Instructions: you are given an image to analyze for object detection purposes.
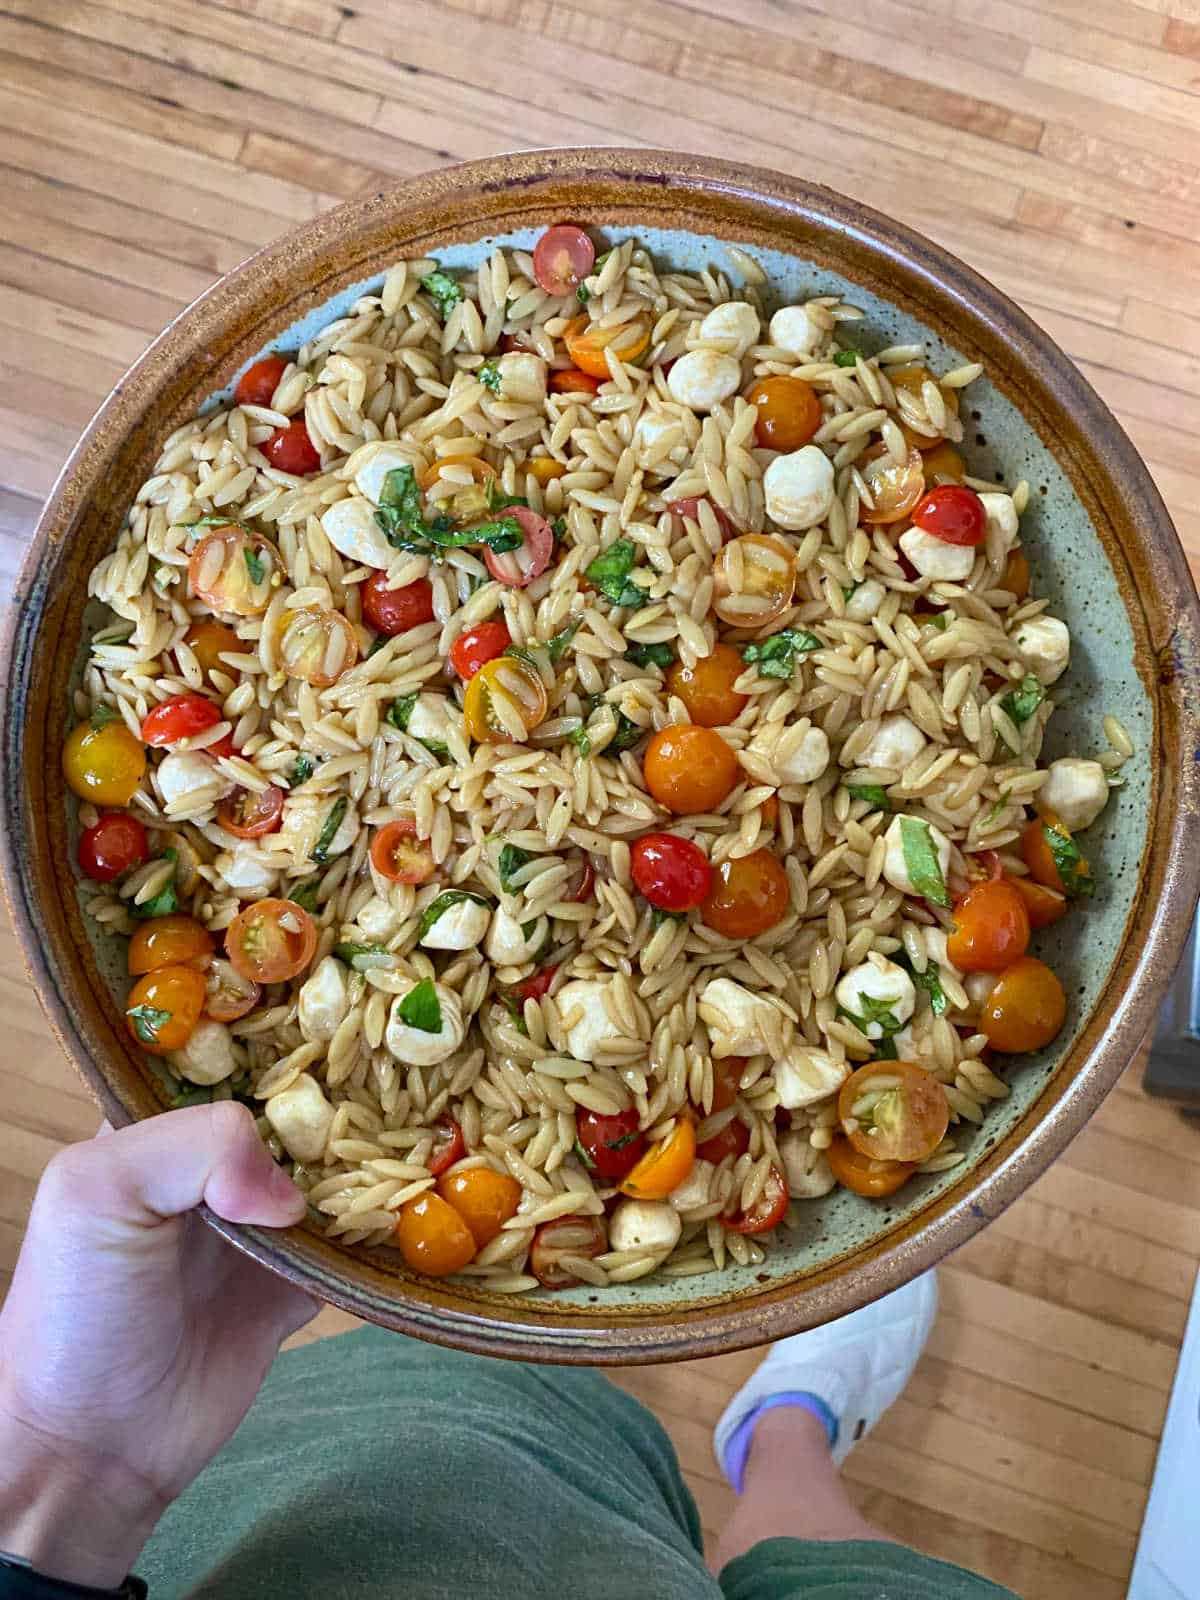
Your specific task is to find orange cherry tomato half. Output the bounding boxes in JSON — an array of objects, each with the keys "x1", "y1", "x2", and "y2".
[
  {"x1": 701, "y1": 848, "x2": 790, "y2": 939},
  {"x1": 203, "y1": 957, "x2": 262, "y2": 1023},
  {"x1": 393, "y1": 1192, "x2": 476, "y2": 1277},
  {"x1": 859, "y1": 443, "x2": 926, "y2": 525},
  {"x1": 275, "y1": 606, "x2": 359, "y2": 688},
  {"x1": 712, "y1": 534, "x2": 796, "y2": 628},
  {"x1": 63, "y1": 717, "x2": 146, "y2": 807},
  {"x1": 217, "y1": 784, "x2": 284, "y2": 841},
  {"x1": 826, "y1": 1136, "x2": 916, "y2": 1199},
  {"x1": 462, "y1": 655, "x2": 549, "y2": 744},
  {"x1": 709, "y1": 1056, "x2": 746, "y2": 1114},
  {"x1": 1021, "y1": 812, "x2": 1092, "y2": 899},
  {"x1": 759, "y1": 794, "x2": 780, "y2": 828},
  {"x1": 262, "y1": 417, "x2": 321, "y2": 475},
  {"x1": 225, "y1": 898, "x2": 317, "y2": 985},
  {"x1": 1011, "y1": 875, "x2": 1068, "y2": 930},
  {"x1": 533, "y1": 224, "x2": 595, "y2": 297},
  {"x1": 449, "y1": 620, "x2": 511, "y2": 680},
  {"x1": 724, "y1": 1161, "x2": 788, "y2": 1234},
  {"x1": 370, "y1": 818, "x2": 436, "y2": 885},
  {"x1": 745, "y1": 375, "x2": 822, "y2": 452},
  {"x1": 697, "y1": 1114, "x2": 750, "y2": 1165},
  {"x1": 980, "y1": 956, "x2": 1067, "y2": 1054},
  {"x1": 564, "y1": 314, "x2": 651, "y2": 379},
  {"x1": 838, "y1": 1060, "x2": 950, "y2": 1164},
  {"x1": 481, "y1": 505, "x2": 555, "y2": 588},
  {"x1": 234, "y1": 354, "x2": 289, "y2": 409},
  {"x1": 549, "y1": 368, "x2": 600, "y2": 396},
  {"x1": 427, "y1": 1115, "x2": 467, "y2": 1178},
  {"x1": 643, "y1": 725, "x2": 739, "y2": 815},
  {"x1": 78, "y1": 812, "x2": 148, "y2": 882},
  {"x1": 1002, "y1": 547, "x2": 1031, "y2": 600},
  {"x1": 417, "y1": 453, "x2": 495, "y2": 497},
  {"x1": 128, "y1": 913, "x2": 214, "y2": 976},
  {"x1": 530, "y1": 1215, "x2": 608, "y2": 1289},
  {"x1": 437, "y1": 1167, "x2": 523, "y2": 1249},
  {"x1": 188, "y1": 527, "x2": 281, "y2": 618},
  {"x1": 526, "y1": 456, "x2": 567, "y2": 484},
  {"x1": 921, "y1": 442, "x2": 967, "y2": 485},
  {"x1": 946, "y1": 878, "x2": 1030, "y2": 973},
  {"x1": 889, "y1": 363, "x2": 960, "y2": 451},
  {"x1": 183, "y1": 619, "x2": 241, "y2": 679},
  {"x1": 125, "y1": 964, "x2": 207, "y2": 1055},
  {"x1": 619, "y1": 1113, "x2": 696, "y2": 1199},
  {"x1": 666, "y1": 642, "x2": 748, "y2": 727}
]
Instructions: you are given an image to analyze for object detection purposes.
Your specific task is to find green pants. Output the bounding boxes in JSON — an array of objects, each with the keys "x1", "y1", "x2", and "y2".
[{"x1": 139, "y1": 1327, "x2": 1013, "y2": 1598}]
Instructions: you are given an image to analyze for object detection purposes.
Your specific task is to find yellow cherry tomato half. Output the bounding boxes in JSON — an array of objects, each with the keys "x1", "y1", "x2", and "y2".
[
  {"x1": 888, "y1": 363, "x2": 961, "y2": 451},
  {"x1": 643, "y1": 725, "x2": 740, "y2": 815},
  {"x1": 564, "y1": 314, "x2": 651, "y2": 380},
  {"x1": 127, "y1": 913, "x2": 214, "y2": 976},
  {"x1": 462, "y1": 655, "x2": 549, "y2": 744},
  {"x1": 63, "y1": 715, "x2": 146, "y2": 807},
  {"x1": 712, "y1": 534, "x2": 796, "y2": 628},
  {"x1": 858, "y1": 443, "x2": 926, "y2": 525},
  {"x1": 666, "y1": 642, "x2": 748, "y2": 727},
  {"x1": 188, "y1": 526, "x2": 281, "y2": 618},
  {"x1": 393, "y1": 1192, "x2": 476, "y2": 1277},
  {"x1": 526, "y1": 456, "x2": 567, "y2": 486},
  {"x1": 920, "y1": 442, "x2": 967, "y2": 485},
  {"x1": 619, "y1": 1113, "x2": 696, "y2": 1199},
  {"x1": 183, "y1": 619, "x2": 241, "y2": 679},
  {"x1": 275, "y1": 606, "x2": 359, "y2": 688},
  {"x1": 125, "y1": 964, "x2": 207, "y2": 1055},
  {"x1": 745, "y1": 375, "x2": 822, "y2": 452},
  {"x1": 979, "y1": 956, "x2": 1067, "y2": 1054},
  {"x1": 437, "y1": 1168, "x2": 523, "y2": 1249}
]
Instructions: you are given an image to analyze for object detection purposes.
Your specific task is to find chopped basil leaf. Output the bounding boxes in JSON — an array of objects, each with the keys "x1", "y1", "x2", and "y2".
[
  {"x1": 485, "y1": 481, "x2": 529, "y2": 514},
  {"x1": 874, "y1": 1035, "x2": 899, "y2": 1060},
  {"x1": 837, "y1": 993, "x2": 902, "y2": 1042},
  {"x1": 127, "y1": 1003, "x2": 171, "y2": 1045},
  {"x1": 924, "y1": 611, "x2": 950, "y2": 632},
  {"x1": 842, "y1": 582, "x2": 860, "y2": 603},
  {"x1": 88, "y1": 703, "x2": 120, "y2": 732},
  {"x1": 834, "y1": 349, "x2": 861, "y2": 367},
  {"x1": 420, "y1": 270, "x2": 463, "y2": 320},
  {"x1": 169, "y1": 1084, "x2": 216, "y2": 1109},
  {"x1": 311, "y1": 796, "x2": 348, "y2": 864},
  {"x1": 374, "y1": 466, "x2": 520, "y2": 558},
  {"x1": 1044, "y1": 821, "x2": 1096, "y2": 899},
  {"x1": 503, "y1": 643, "x2": 541, "y2": 673},
  {"x1": 584, "y1": 538, "x2": 647, "y2": 608},
  {"x1": 478, "y1": 360, "x2": 502, "y2": 394},
  {"x1": 899, "y1": 816, "x2": 951, "y2": 907},
  {"x1": 367, "y1": 634, "x2": 390, "y2": 658},
  {"x1": 132, "y1": 850, "x2": 179, "y2": 919},
  {"x1": 289, "y1": 878, "x2": 321, "y2": 913},
  {"x1": 742, "y1": 630, "x2": 822, "y2": 681},
  {"x1": 420, "y1": 740, "x2": 449, "y2": 760},
  {"x1": 290, "y1": 754, "x2": 314, "y2": 788},
  {"x1": 418, "y1": 889, "x2": 492, "y2": 941},
  {"x1": 609, "y1": 710, "x2": 645, "y2": 753},
  {"x1": 244, "y1": 546, "x2": 266, "y2": 585},
  {"x1": 576, "y1": 283, "x2": 590, "y2": 306},
  {"x1": 498, "y1": 843, "x2": 533, "y2": 893},
  {"x1": 333, "y1": 941, "x2": 393, "y2": 971},
  {"x1": 999, "y1": 675, "x2": 1046, "y2": 730},
  {"x1": 651, "y1": 907, "x2": 686, "y2": 930},
  {"x1": 983, "y1": 788, "x2": 1011, "y2": 826},
  {"x1": 624, "y1": 641, "x2": 674, "y2": 670},
  {"x1": 386, "y1": 693, "x2": 417, "y2": 731},
  {"x1": 551, "y1": 516, "x2": 567, "y2": 544},
  {"x1": 546, "y1": 621, "x2": 581, "y2": 664},
  {"x1": 396, "y1": 978, "x2": 442, "y2": 1033},
  {"x1": 567, "y1": 725, "x2": 592, "y2": 757},
  {"x1": 895, "y1": 950, "x2": 949, "y2": 1017},
  {"x1": 574, "y1": 1136, "x2": 596, "y2": 1168},
  {"x1": 848, "y1": 784, "x2": 892, "y2": 812}
]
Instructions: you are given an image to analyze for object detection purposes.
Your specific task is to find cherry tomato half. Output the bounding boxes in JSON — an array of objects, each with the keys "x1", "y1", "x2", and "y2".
[
  {"x1": 549, "y1": 368, "x2": 600, "y2": 396},
  {"x1": 712, "y1": 534, "x2": 796, "y2": 628},
  {"x1": 141, "y1": 694, "x2": 221, "y2": 747},
  {"x1": 576, "y1": 1107, "x2": 646, "y2": 1182},
  {"x1": 946, "y1": 878, "x2": 1030, "y2": 973},
  {"x1": 698, "y1": 1115, "x2": 750, "y2": 1165},
  {"x1": 188, "y1": 527, "x2": 281, "y2": 618},
  {"x1": 203, "y1": 957, "x2": 262, "y2": 1023},
  {"x1": 482, "y1": 505, "x2": 555, "y2": 587},
  {"x1": 394, "y1": 1192, "x2": 475, "y2": 1277},
  {"x1": 78, "y1": 812, "x2": 148, "y2": 882},
  {"x1": 63, "y1": 717, "x2": 146, "y2": 807},
  {"x1": 183, "y1": 619, "x2": 240, "y2": 679},
  {"x1": 631, "y1": 832, "x2": 712, "y2": 912},
  {"x1": 564, "y1": 314, "x2": 651, "y2": 379},
  {"x1": 234, "y1": 354, "x2": 289, "y2": 409},
  {"x1": 262, "y1": 417, "x2": 321, "y2": 475},
  {"x1": 217, "y1": 784, "x2": 284, "y2": 840},
  {"x1": 276, "y1": 606, "x2": 359, "y2": 688},
  {"x1": 362, "y1": 572, "x2": 435, "y2": 637},
  {"x1": 225, "y1": 898, "x2": 317, "y2": 985},
  {"x1": 1002, "y1": 547, "x2": 1031, "y2": 600},
  {"x1": 370, "y1": 818, "x2": 436, "y2": 884},
  {"x1": 619, "y1": 1113, "x2": 696, "y2": 1199},
  {"x1": 666, "y1": 497, "x2": 740, "y2": 544},
  {"x1": 449, "y1": 620, "x2": 512, "y2": 680},
  {"x1": 462, "y1": 655, "x2": 548, "y2": 744},
  {"x1": 428, "y1": 1116, "x2": 467, "y2": 1178},
  {"x1": 1021, "y1": 812, "x2": 1092, "y2": 899},
  {"x1": 826, "y1": 1136, "x2": 916, "y2": 1199},
  {"x1": 912, "y1": 484, "x2": 987, "y2": 547},
  {"x1": 512, "y1": 965, "x2": 558, "y2": 1006},
  {"x1": 125, "y1": 964, "x2": 206, "y2": 1055},
  {"x1": 1011, "y1": 875, "x2": 1068, "y2": 930},
  {"x1": 128, "y1": 913, "x2": 213, "y2": 976},
  {"x1": 709, "y1": 1056, "x2": 746, "y2": 1114},
  {"x1": 530, "y1": 1215, "x2": 608, "y2": 1289},
  {"x1": 859, "y1": 444, "x2": 926, "y2": 525},
  {"x1": 643, "y1": 725, "x2": 739, "y2": 815},
  {"x1": 745, "y1": 376, "x2": 822, "y2": 452},
  {"x1": 666, "y1": 642, "x2": 748, "y2": 727},
  {"x1": 533, "y1": 224, "x2": 596, "y2": 297},
  {"x1": 980, "y1": 956, "x2": 1066, "y2": 1054},
  {"x1": 724, "y1": 1161, "x2": 788, "y2": 1234},
  {"x1": 838, "y1": 1060, "x2": 950, "y2": 1164},
  {"x1": 437, "y1": 1167, "x2": 522, "y2": 1248},
  {"x1": 701, "y1": 848, "x2": 790, "y2": 939},
  {"x1": 921, "y1": 442, "x2": 967, "y2": 485},
  {"x1": 889, "y1": 363, "x2": 960, "y2": 451},
  {"x1": 526, "y1": 456, "x2": 567, "y2": 484}
]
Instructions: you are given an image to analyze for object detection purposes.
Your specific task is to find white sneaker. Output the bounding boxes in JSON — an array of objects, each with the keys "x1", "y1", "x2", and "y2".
[{"x1": 714, "y1": 1270, "x2": 938, "y2": 1486}]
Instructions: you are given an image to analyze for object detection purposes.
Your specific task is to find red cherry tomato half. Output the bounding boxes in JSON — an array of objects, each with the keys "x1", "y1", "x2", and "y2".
[
  {"x1": 428, "y1": 1116, "x2": 467, "y2": 1178},
  {"x1": 514, "y1": 965, "x2": 558, "y2": 1005},
  {"x1": 530, "y1": 1214, "x2": 608, "y2": 1289},
  {"x1": 77, "y1": 812, "x2": 149, "y2": 882},
  {"x1": 532, "y1": 224, "x2": 596, "y2": 297},
  {"x1": 723, "y1": 1162, "x2": 788, "y2": 1234},
  {"x1": 208, "y1": 731, "x2": 237, "y2": 759},
  {"x1": 482, "y1": 505, "x2": 555, "y2": 587},
  {"x1": 234, "y1": 354, "x2": 288, "y2": 409},
  {"x1": 262, "y1": 417, "x2": 321, "y2": 475},
  {"x1": 911, "y1": 484, "x2": 987, "y2": 547},
  {"x1": 203, "y1": 958, "x2": 262, "y2": 1023},
  {"x1": 550, "y1": 368, "x2": 601, "y2": 396},
  {"x1": 697, "y1": 1115, "x2": 750, "y2": 1165},
  {"x1": 630, "y1": 832, "x2": 712, "y2": 912},
  {"x1": 217, "y1": 784, "x2": 285, "y2": 840},
  {"x1": 576, "y1": 1107, "x2": 646, "y2": 1181},
  {"x1": 449, "y1": 620, "x2": 512, "y2": 680},
  {"x1": 370, "y1": 818, "x2": 436, "y2": 884},
  {"x1": 362, "y1": 572, "x2": 435, "y2": 637},
  {"x1": 141, "y1": 694, "x2": 221, "y2": 747},
  {"x1": 666, "y1": 497, "x2": 739, "y2": 543}
]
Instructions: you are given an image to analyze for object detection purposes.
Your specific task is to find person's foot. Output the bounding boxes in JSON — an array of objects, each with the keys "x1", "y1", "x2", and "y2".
[{"x1": 714, "y1": 1271, "x2": 938, "y2": 1487}]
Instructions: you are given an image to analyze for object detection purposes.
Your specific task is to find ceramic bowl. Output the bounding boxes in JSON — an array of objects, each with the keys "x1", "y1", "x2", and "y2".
[{"x1": 4, "y1": 150, "x2": 1199, "y2": 1364}]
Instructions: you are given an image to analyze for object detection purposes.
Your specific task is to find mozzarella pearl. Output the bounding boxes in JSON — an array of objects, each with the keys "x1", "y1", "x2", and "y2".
[
  {"x1": 498, "y1": 351, "x2": 548, "y2": 404},
  {"x1": 882, "y1": 815, "x2": 952, "y2": 897},
  {"x1": 768, "y1": 305, "x2": 820, "y2": 356},
  {"x1": 264, "y1": 1073, "x2": 334, "y2": 1166},
  {"x1": 608, "y1": 1198, "x2": 683, "y2": 1254},
  {"x1": 898, "y1": 526, "x2": 976, "y2": 582},
  {"x1": 776, "y1": 1047, "x2": 850, "y2": 1110},
  {"x1": 777, "y1": 724, "x2": 831, "y2": 786},
  {"x1": 844, "y1": 578, "x2": 886, "y2": 623},
  {"x1": 297, "y1": 956, "x2": 350, "y2": 1043},
  {"x1": 170, "y1": 1020, "x2": 238, "y2": 1086},
  {"x1": 860, "y1": 714, "x2": 926, "y2": 774},
  {"x1": 280, "y1": 793, "x2": 359, "y2": 862},
  {"x1": 1038, "y1": 758, "x2": 1109, "y2": 832},
  {"x1": 667, "y1": 349, "x2": 742, "y2": 413},
  {"x1": 978, "y1": 491, "x2": 1019, "y2": 545},
  {"x1": 420, "y1": 895, "x2": 491, "y2": 952},
  {"x1": 834, "y1": 957, "x2": 916, "y2": 1039},
  {"x1": 1014, "y1": 616, "x2": 1070, "y2": 686},
  {"x1": 764, "y1": 446, "x2": 835, "y2": 530},
  {"x1": 155, "y1": 751, "x2": 233, "y2": 810},
  {"x1": 217, "y1": 846, "x2": 279, "y2": 900},
  {"x1": 355, "y1": 896, "x2": 403, "y2": 943},
  {"x1": 699, "y1": 978, "x2": 788, "y2": 1058},
  {"x1": 698, "y1": 301, "x2": 761, "y2": 359},
  {"x1": 385, "y1": 982, "x2": 465, "y2": 1066},
  {"x1": 556, "y1": 979, "x2": 622, "y2": 1063},
  {"x1": 485, "y1": 907, "x2": 549, "y2": 967},
  {"x1": 778, "y1": 1132, "x2": 837, "y2": 1199},
  {"x1": 321, "y1": 497, "x2": 392, "y2": 569},
  {"x1": 350, "y1": 442, "x2": 420, "y2": 506},
  {"x1": 668, "y1": 1159, "x2": 716, "y2": 1212}
]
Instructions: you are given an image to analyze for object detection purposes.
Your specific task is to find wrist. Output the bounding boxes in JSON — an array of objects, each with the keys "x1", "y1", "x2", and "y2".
[{"x1": 0, "y1": 1400, "x2": 163, "y2": 1590}]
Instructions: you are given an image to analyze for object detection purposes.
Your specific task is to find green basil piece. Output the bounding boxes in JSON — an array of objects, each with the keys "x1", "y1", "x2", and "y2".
[
  {"x1": 834, "y1": 349, "x2": 861, "y2": 367},
  {"x1": 998, "y1": 675, "x2": 1046, "y2": 730},
  {"x1": 1044, "y1": 822, "x2": 1096, "y2": 899},
  {"x1": 333, "y1": 942, "x2": 393, "y2": 971},
  {"x1": 624, "y1": 641, "x2": 674, "y2": 670},
  {"x1": 244, "y1": 546, "x2": 266, "y2": 585},
  {"x1": 485, "y1": 481, "x2": 529, "y2": 514},
  {"x1": 478, "y1": 360, "x2": 502, "y2": 394},
  {"x1": 551, "y1": 516, "x2": 567, "y2": 544},
  {"x1": 567, "y1": 725, "x2": 592, "y2": 757},
  {"x1": 396, "y1": 978, "x2": 442, "y2": 1033},
  {"x1": 546, "y1": 621, "x2": 581, "y2": 664},
  {"x1": 289, "y1": 878, "x2": 321, "y2": 913},
  {"x1": 983, "y1": 788, "x2": 1011, "y2": 826},
  {"x1": 418, "y1": 890, "x2": 491, "y2": 941},
  {"x1": 609, "y1": 710, "x2": 645, "y2": 753},
  {"x1": 651, "y1": 907, "x2": 686, "y2": 930},
  {"x1": 899, "y1": 816, "x2": 951, "y2": 907},
  {"x1": 374, "y1": 466, "x2": 520, "y2": 557},
  {"x1": 573, "y1": 1136, "x2": 596, "y2": 1168},
  {"x1": 132, "y1": 849, "x2": 179, "y2": 919},
  {"x1": 127, "y1": 1004, "x2": 171, "y2": 1045},
  {"x1": 290, "y1": 754, "x2": 314, "y2": 788},
  {"x1": 837, "y1": 993, "x2": 901, "y2": 1041},
  {"x1": 584, "y1": 539, "x2": 647, "y2": 608},
  {"x1": 169, "y1": 1084, "x2": 216, "y2": 1109},
  {"x1": 311, "y1": 797, "x2": 348, "y2": 865},
  {"x1": 88, "y1": 703, "x2": 121, "y2": 732},
  {"x1": 924, "y1": 611, "x2": 950, "y2": 632},
  {"x1": 497, "y1": 843, "x2": 533, "y2": 893},
  {"x1": 742, "y1": 630, "x2": 822, "y2": 681},
  {"x1": 874, "y1": 1035, "x2": 899, "y2": 1060},
  {"x1": 420, "y1": 270, "x2": 463, "y2": 320},
  {"x1": 386, "y1": 693, "x2": 417, "y2": 732},
  {"x1": 847, "y1": 784, "x2": 892, "y2": 812}
]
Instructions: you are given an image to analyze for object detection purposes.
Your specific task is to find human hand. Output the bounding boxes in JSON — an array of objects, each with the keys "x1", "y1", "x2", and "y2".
[{"x1": 0, "y1": 1103, "x2": 316, "y2": 1588}]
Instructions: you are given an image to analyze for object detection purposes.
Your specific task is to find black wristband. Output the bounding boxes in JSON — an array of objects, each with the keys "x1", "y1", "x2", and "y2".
[{"x1": 0, "y1": 1553, "x2": 145, "y2": 1598}]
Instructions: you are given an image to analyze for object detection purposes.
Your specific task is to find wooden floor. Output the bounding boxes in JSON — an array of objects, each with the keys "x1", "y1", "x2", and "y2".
[{"x1": 3, "y1": 1, "x2": 1200, "y2": 1593}]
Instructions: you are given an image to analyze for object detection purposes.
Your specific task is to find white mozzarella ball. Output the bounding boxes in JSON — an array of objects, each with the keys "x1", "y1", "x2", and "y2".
[
  {"x1": 420, "y1": 894, "x2": 491, "y2": 952},
  {"x1": 1038, "y1": 758, "x2": 1109, "y2": 832},
  {"x1": 485, "y1": 907, "x2": 549, "y2": 967},
  {"x1": 834, "y1": 957, "x2": 916, "y2": 1039},
  {"x1": 280, "y1": 793, "x2": 359, "y2": 863},
  {"x1": 764, "y1": 446, "x2": 835, "y2": 530},
  {"x1": 844, "y1": 578, "x2": 886, "y2": 623},
  {"x1": 155, "y1": 751, "x2": 233, "y2": 810},
  {"x1": 297, "y1": 956, "x2": 350, "y2": 1043},
  {"x1": 556, "y1": 978, "x2": 620, "y2": 1063},
  {"x1": 776, "y1": 1048, "x2": 850, "y2": 1110},
  {"x1": 350, "y1": 442, "x2": 420, "y2": 506},
  {"x1": 668, "y1": 1159, "x2": 716, "y2": 1212},
  {"x1": 882, "y1": 815, "x2": 952, "y2": 897},
  {"x1": 698, "y1": 301, "x2": 761, "y2": 358},
  {"x1": 778, "y1": 1132, "x2": 837, "y2": 1199},
  {"x1": 1013, "y1": 615, "x2": 1071, "y2": 686},
  {"x1": 385, "y1": 982, "x2": 465, "y2": 1066},
  {"x1": 860, "y1": 714, "x2": 926, "y2": 773},
  {"x1": 264, "y1": 1073, "x2": 334, "y2": 1166},
  {"x1": 355, "y1": 896, "x2": 403, "y2": 943},
  {"x1": 776, "y1": 724, "x2": 831, "y2": 786},
  {"x1": 608, "y1": 1198, "x2": 683, "y2": 1255},
  {"x1": 978, "y1": 492, "x2": 1019, "y2": 545},
  {"x1": 768, "y1": 305, "x2": 820, "y2": 356},
  {"x1": 632, "y1": 409, "x2": 684, "y2": 464},
  {"x1": 169, "y1": 1020, "x2": 238, "y2": 1086},
  {"x1": 217, "y1": 846, "x2": 278, "y2": 900},
  {"x1": 405, "y1": 694, "x2": 453, "y2": 751},
  {"x1": 498, "y1": 351, "x2": 548, "y2": 404},
  {"x1": 699, "y1": 978, "x2": 787, "y2": 1058},
  {"x1": 898, "y1": 526, "x2": 976, "y2": 582},
  {"x1": 667, "y1": 349, "x2": 742, "y2": 413},
  {"x1": 320, "y1": 497, "x2": 392, "y2": 569}
]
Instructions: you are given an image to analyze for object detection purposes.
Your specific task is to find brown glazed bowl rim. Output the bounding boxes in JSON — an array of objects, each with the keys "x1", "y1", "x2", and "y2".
[{"x1": 5, "y1": 149, "x2": 1200, "y2": 1364}]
